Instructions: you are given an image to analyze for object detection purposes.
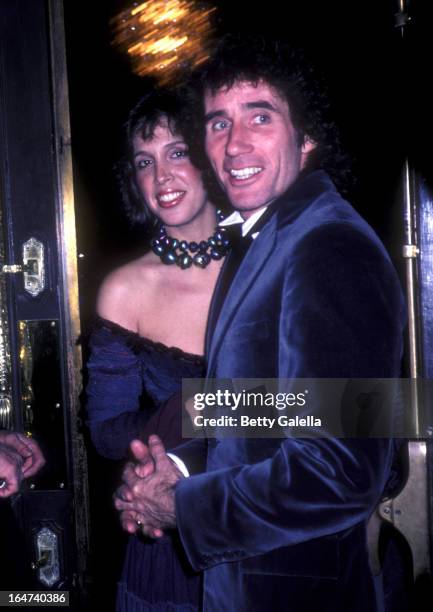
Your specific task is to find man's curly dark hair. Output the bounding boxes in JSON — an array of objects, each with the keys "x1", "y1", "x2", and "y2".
[
  {"x1": 185, "y1": 33, "x2": 351, "y2": 192},
  {"x1": 116, "y1": 87, "x2": 219, "y2": 226}
]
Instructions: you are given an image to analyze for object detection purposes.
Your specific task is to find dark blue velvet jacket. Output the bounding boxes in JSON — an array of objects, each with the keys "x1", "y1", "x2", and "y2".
[{"x1": 175, "y1": 171, "x2": 406, "y2": 612}]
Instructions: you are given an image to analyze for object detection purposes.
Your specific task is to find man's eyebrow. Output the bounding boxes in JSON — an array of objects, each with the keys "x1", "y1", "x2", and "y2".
[
  {"x1": 204, "y1": 110, "x2": 228, "y2": 124},
  {"x1": 204, "y1": 100, "x2": 280, "y2": 124},
  {"x1": 244, "y1": 100, "x2": 279, "y2": 112}
]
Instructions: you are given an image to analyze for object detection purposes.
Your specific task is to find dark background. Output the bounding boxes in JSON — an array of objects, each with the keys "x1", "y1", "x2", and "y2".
[
  {"x1": 63, "y1": 1, "x2": 432, "y2": 606},
  {"x1": 63, "y1": 0, "x2": 433, "y2": 322}
]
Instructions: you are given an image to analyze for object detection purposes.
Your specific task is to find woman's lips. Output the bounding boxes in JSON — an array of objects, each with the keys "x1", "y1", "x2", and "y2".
[{"x1": 156, "y1": 190, "x2": 186, "y2": 208}]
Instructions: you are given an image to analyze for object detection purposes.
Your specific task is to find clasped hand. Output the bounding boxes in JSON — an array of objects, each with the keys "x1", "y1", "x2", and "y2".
[
  {"x1": 0, "y1": 431, "x2": 45, "y2": 498},
  {"x1": 114, "y1": 435, "x2": 183, "y2": 538}
]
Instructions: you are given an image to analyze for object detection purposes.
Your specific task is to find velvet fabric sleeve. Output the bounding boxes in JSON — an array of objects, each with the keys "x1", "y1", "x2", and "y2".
[
  {"x1": 85, "y1": 322, "x2": 203, "y2": 459},
  {"x1": 85, "y1": 325, "x2": 147, "y2": 459},
  {"x1": 170, "y1": 438, "x2": 208, "y2": 476},
  {"x1": 175, "y1": 222, "x2": 406, "y2": 570}
]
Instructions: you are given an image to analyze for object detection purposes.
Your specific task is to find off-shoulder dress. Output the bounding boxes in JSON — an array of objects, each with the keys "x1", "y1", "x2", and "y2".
[{"x1": 86, "y1": 317, "x2": 203, "y2": 611}]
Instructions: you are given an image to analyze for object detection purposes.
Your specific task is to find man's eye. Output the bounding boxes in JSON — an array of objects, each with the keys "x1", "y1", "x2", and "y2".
[
  {"x1": 136, "y1": 159, "x2": 152, "y2": 170},
  {"x1": 212, "y1": 119, "x2": 230, "y2": 132},
  {"x1": 253, "y1": 114, "x2": 271, "y2": 125}
]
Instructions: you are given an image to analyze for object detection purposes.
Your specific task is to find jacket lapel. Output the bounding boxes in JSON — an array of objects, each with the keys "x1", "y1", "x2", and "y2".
[
  {"x1": 206, "y1": 215, "x2": 277, "y2": 376},
  {"x1": 206, "y1": 171, "x2": 336, "y2": 375}
]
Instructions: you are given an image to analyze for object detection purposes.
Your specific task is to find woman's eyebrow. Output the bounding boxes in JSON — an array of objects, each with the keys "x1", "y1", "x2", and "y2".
[{"x1": 133, "y1": 139, "x2": 185, "y2": 157}]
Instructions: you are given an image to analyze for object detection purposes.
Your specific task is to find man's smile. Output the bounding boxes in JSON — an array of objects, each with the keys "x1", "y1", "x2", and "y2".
[
  {"x1": 204, "y1": 80, "x2": 315, "y2": 216},
  {"x1": 228, "y1": 167, "x2": 264, "y2": 181}
]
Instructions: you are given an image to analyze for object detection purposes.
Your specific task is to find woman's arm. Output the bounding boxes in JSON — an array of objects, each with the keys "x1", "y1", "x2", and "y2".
[{"x1": 89, "y1": 391, "x2": 185, "y2": 459}]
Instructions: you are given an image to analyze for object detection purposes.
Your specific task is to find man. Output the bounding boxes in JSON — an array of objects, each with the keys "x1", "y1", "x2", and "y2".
[
  {"x1": 0, "y1": 431, "x2": 45, "y2": 589},
  {"x1": 0, "y1": 430, "x2": 45, "y2": 497},
  {"x1": 115, "y1": 35, "x2": 405, "y2": 611}
]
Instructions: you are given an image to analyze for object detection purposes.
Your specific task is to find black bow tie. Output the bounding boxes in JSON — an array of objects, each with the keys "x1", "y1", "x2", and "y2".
[
  {"x1": 222, "y1": 205, "x2": 275, "y2": 243},
  {"x1": 223, "y1": 222, "x2": 246, "y2": 242}
]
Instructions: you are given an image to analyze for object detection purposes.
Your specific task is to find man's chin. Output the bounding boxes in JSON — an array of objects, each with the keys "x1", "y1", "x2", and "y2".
[
  {"x1": 230, "y1": 198, "x2": 268, "y2": 218},
  {"x1": 237, "y1": 209, "x2": 268, "y2": 221}
]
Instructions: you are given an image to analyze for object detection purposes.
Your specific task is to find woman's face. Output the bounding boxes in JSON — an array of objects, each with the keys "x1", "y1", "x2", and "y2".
[{"x1": 132, "y1": 122, "x2": 210, "y2": 228}]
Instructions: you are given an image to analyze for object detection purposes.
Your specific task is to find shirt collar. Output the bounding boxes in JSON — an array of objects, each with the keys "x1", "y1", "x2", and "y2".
[{"x1": 219, "y1": 207, "x2": 268, "y2": 238}]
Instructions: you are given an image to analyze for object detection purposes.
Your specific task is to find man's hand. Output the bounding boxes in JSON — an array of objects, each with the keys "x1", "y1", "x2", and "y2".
[
  {"x1": 130, "y1": 438, "x2": 157, "y2": 479},
  {"x1": 0, "y1": 432, "x2": 45, "y2": 478},
  {"x1": 114, "y1": 435, "x2": 183, "y2": 538},
  {"x1": 0, "y1": 443, "x2": 23, "y2": 498}
]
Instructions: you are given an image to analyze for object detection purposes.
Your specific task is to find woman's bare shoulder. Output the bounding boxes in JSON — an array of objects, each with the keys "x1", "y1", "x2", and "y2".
[{"x1": 96, "y1": 252, "x2": 160, "y2": 328}]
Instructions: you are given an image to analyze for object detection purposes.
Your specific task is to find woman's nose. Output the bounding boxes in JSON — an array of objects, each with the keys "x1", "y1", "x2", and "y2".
[{"x1": 155, "y1": 163, "x2": 173, "y2": 184}]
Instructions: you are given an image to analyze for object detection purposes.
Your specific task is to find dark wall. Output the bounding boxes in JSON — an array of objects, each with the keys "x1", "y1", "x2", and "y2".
[{"x1": 64, "y1": 0, "x2": 432, "y2": 319}]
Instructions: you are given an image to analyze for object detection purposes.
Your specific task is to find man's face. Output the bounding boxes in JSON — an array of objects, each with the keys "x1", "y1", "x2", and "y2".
[{"x1": 204, "y1": 80, "x2": 315, "y2": 218}]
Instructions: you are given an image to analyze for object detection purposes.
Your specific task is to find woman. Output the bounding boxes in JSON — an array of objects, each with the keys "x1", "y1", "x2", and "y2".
[{"x1": 86, "y1": 89, "x2": 229, "y2": 611}]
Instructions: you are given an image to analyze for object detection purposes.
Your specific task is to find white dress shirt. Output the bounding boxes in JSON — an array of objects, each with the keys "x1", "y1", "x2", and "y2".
[{"x1": 218, "y1": 206, "x2": 268, "y2": 239}]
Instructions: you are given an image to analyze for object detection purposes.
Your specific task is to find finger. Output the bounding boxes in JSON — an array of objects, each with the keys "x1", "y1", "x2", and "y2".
[
  {"x1": 142, "y1": 524, "x2": 164, "y2": 538},
  {"x1": 4, "y1": 435, "x2": 45, "y2": 478},
  {"x1": 129, "y1": 441, "x2": 155, "y2": 478},
  {"x1": 121, "y1": 462, "x2": 138, "y2": 487},
  {"x1": 23, "y1": 439, "x2": 45, "y2": 461},
  {"x1": 114, "y1": 484, "x2": 134, "y2": 504},
  {"x1": 120, "y1": 509, "x2": 137, "y2": 522},
  {"x1": 148, "y1": 437, "x2": 180, "y2": 481},
  {"x1": 130, "y1": 439, "x2": 152, "y2": 464},
  {"x1": 148, "y1": 436, "x2": 170, "y2": 468},
  {"x1": 115, "y1": 497, "x2": 145, "y2": 513},
  {"x1": 16, "y1": 433, "x2": 36, "y2": 452},
  {"x1": 120, "y1": 510, "x2": 140, "y2": 534},
  {"x1": 134, "y1": 460, "x2": 155, "y2": 479},
  {"x1": 0, "y1": 467, "x2": 20, "y2": 498},
  {"x1": 114, "y1": 497, "x2": 135, "y2": 512},
  {"x1": 120, "y1": 510, "x2": 159, "y2": 538},
  {"x1": 0, "y1": 446, "x2": 23, "y2": 475},
  {"x1": 123, "y1": 520, "x2": 138, "y2": 534},
  {"x1": 22, "y1": 446, "x2": 45, "y2": 478},
  {"x1": 21, "y1": 456, "x2": 34, "y2": 475},
  {"x1": 119, "y1": 510, "x2": 141, "y2": 533},
  {"x1": 0, "y1": 482, "x2": 19, "y2": 498},
  {"x1": 5, "y1": 434, "x2": 33, "y2": 460}
]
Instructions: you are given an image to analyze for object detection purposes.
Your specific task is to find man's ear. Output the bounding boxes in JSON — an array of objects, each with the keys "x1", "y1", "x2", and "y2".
[{"x1": 300, "y1": 136, "x2": 317, "y2": 169}]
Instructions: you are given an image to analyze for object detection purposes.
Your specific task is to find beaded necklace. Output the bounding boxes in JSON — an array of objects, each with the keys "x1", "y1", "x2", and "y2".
[{"x1": 151, "y1": 210, "x2": 229, "y2": 269}]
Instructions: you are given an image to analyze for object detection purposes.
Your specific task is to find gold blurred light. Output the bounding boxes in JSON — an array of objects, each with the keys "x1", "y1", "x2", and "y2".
[{"x1": 111, "y1": 0, "x2": 216, "y2": 85}]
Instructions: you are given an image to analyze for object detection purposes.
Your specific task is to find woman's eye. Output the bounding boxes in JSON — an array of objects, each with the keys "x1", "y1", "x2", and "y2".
[
  {"x1": 171, "y1": 149, "x2": 188, "y2": 159},
  {"x1": 253, "y1": 114, "x2": 271, "y2": 125},
  {"x1": 136, "y1": 159, "x2": 152, "y2": 170}
]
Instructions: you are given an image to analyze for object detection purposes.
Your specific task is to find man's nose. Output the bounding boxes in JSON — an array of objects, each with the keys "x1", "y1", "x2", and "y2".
[
  {"x1": 226, "y1": 122, "x2": 253, "y2": 157},
  {"x1": 155, "y1": 162, "x2": 173, "y2": 184}
]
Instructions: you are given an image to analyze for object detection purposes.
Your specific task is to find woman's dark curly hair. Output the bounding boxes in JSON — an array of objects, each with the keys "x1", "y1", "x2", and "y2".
[
  {"x1": 116, "y1": 87, "x2": 219, "y2": 226},
  {"x1": 186, "y1": 33, "x2": 352, "y2": 193}
]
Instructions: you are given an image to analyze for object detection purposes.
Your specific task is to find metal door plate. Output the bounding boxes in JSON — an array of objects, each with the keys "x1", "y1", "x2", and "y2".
[{"x1": 23, "y1": 238, "x2": 45, "y2": 296}]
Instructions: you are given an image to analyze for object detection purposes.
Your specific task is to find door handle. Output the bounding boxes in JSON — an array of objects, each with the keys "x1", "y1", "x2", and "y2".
[
  {"x1": 32, "y1": 527, "x2": 60, "y2": 587},
  {"x1": 31, "y1": 549, "x2": 51, "y2": 570},
  {"x1": 1, "y1": 237, "x2": 45, "y2": 296}
]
